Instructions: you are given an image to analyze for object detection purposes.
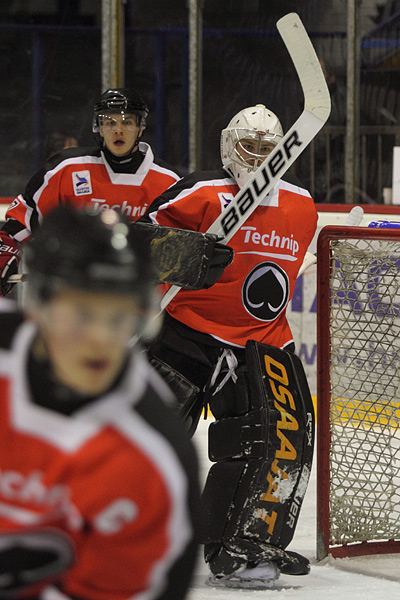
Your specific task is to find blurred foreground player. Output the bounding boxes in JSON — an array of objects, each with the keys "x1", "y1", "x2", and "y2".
[
  {"x1": 142, "y1": 105, "x2": 317, "y2": 588},
  {"x1": 0, "y1": 87, "x2": 181, "y2": 296},
  {"x1": 0, "y1": 206, "x2": 199, "y2": 600},
  {"x1": 45, "y1": 130, "x2": 79, "y2": 160}
]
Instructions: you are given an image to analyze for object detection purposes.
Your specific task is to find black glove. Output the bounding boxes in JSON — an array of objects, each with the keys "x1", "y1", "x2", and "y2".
[
  {"x1": 202, "y1": 241, "x2": 234, "y2": 289},
  {"x1": 0, "y1": 232, "x2": 22, "y2": 296}
]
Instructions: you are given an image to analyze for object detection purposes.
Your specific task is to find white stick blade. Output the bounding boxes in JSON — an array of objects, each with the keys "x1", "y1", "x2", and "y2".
[
  {"x1": 345, "y1": 205, "x2": 364, "y2": 227},
  {"x1": 277, "y1": 13, "x2": 331, "y2": 122},
  {"x1": 297, "y1": 251, "x2": 317, "y2": 277},
  {"x1": 297, "y1": 205, "x2": 366, "y2": 279}
]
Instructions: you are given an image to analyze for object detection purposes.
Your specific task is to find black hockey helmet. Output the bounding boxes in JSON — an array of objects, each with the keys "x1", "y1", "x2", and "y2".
[
  {"x1": 24, "y1": 205, "x2": 154, "y2": 308},
  {"x1": 92, "y1": 87, "x2": 149, "y2": 133}
]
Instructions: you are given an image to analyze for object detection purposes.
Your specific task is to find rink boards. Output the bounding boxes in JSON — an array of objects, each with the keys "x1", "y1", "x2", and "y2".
[{"x1": 1, "y1": 198, "x2": 400, "y2": 398}]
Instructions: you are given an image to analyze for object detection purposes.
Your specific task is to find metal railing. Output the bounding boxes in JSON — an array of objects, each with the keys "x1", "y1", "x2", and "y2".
[{"x1": 305, "y1": 125, "x2": 400, "y2": 203}]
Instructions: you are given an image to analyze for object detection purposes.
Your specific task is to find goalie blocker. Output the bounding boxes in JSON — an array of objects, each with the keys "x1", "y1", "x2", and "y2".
[
  {"x1": 200, "y1": 341, "x2": 314, "y2": 577},
  {"x1": 131, "y1": 222, "x2": 234, "y2": 290}
]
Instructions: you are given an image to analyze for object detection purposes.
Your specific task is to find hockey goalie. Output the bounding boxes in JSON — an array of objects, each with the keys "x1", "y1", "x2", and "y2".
[
  {"x1": 140, "y1": 100, "x2": 318, "y2": 588},
  {"x1": 139, "y1": 12, "x2": 329, "y2": 586}
]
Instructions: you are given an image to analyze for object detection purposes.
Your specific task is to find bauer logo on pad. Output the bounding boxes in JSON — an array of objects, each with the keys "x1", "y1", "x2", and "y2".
[{"x1": 72, "y1": 171, "x2": 92, "y2": 196}]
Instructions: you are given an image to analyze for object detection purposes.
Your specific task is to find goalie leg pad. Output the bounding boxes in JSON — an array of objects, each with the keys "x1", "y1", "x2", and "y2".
[
  {"x1": 201, "y1": 341, "x2": 315, "y2": 574},
  {"x1": 243, "y1": 340, "x2": 315, "y2": 549}
]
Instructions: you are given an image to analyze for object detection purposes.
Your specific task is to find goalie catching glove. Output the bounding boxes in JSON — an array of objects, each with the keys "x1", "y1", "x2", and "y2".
[{"x1": 0, "y1": 232, "x2": 22, "y2": 296}]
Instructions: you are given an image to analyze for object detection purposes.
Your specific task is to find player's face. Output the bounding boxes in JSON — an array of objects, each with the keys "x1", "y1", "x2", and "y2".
[
  {"x1": 33, "y1": 288, "x2": 139, "y2": 396},
  {"x1": 235, "y1": 138, "x2": 275, "y2": 169},
  {"x1": 99, "y1": 112, "x2": 142, "y2": 156}
]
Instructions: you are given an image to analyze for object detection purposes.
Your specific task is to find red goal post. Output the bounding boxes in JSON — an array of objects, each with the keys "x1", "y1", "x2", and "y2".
[{"x1": 316, "y1": 224, "x2": 400, "y2": 560}]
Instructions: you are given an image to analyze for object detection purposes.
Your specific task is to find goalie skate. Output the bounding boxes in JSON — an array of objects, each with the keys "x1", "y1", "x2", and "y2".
[{"x1": 206, "y1": 561, "x2": 280, "y2": 589}]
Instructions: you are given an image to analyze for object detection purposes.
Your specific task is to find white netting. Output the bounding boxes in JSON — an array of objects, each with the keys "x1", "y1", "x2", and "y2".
[{"x1": 328, "y1": 236, "x2": 400, "y2": 546}]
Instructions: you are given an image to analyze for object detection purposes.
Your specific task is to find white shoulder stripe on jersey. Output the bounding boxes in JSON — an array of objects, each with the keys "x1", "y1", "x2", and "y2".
[
  {"x1": 257, "y1": 178, "x2": 312, "y2": 208},
  {"x1": 102, "y1": 143, "x2": 153, "y2": 186},
  {"x1": 5, "y1": 322, "x2": 143, "y2": 451},
  {"x1": 279, "y1": 178, "x2": 312, "y2": 198},
  {"x1": 149, "y1": 162, "x2": 181, "y2": 181},
  {"x1": 148, "y1": 175, "x2": 236, "y2": 224},
  {"x1": 8, "y1": 322, "x2": 103, "y2": 451},
  {"x1": 46, "y1": 153, "x2": 104, "y2": 176}
]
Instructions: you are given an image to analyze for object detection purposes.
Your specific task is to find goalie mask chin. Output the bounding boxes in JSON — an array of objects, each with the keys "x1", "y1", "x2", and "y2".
[{"x1": 221, "y1": 104, "x2": 283, "y2": 189}]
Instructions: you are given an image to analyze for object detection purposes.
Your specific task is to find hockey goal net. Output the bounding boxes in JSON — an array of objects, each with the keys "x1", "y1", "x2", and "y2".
[{"x1": 316, "y1": 224, "x2": 400, "y2": 560}]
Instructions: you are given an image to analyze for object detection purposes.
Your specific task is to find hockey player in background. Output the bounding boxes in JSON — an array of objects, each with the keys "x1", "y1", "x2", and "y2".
[
  {"x1": 0, "y1": 87, "x2": 181, "y2": 296},
  {"x1": 141, "y1": 104, "x2": 317, "y2": 588},
  {"x1": 0, "y1": 205, "x2": 200, "y2": 600}
]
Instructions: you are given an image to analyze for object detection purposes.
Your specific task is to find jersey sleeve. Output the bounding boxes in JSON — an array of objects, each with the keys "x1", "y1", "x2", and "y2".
[
  {"x1": 3, "y1": 148, "x2": 97, "y2": 242},
  {"x1": 4, "y1": 167, "x2": 64, "y2": 242}
]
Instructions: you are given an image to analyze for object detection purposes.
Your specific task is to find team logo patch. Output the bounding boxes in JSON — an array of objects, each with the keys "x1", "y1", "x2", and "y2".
[
  {"x1": 72, "y1": 171, "x2": 92, "y2": 196},
  {"x1": 218, "y1": 192, "x2": 234, "y2": 210},
  {"x1": 242, "y1": 261, "x2": 289, "y2": 321}
]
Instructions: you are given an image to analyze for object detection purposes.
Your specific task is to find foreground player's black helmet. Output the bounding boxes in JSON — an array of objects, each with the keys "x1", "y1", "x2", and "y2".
[
  {"x1": 25, "y1": 205, "x2": 154, "y2": 308},
  {"x1": 92, "y1": 87, "x2": 149, "y2": 133}
]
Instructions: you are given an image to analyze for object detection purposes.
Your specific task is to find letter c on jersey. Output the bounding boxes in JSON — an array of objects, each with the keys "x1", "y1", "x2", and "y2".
[
  {"x1": 242, "y1": 262, "x2": 289, "y2": 321},
  {"x1": 94, "y1": 498, "x2": 138, "y2": 534}
]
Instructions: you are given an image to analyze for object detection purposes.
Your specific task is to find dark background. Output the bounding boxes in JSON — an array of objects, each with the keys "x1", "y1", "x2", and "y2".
[{"x1": 0, "y1": 0, "x2": 399, "y2": 203}]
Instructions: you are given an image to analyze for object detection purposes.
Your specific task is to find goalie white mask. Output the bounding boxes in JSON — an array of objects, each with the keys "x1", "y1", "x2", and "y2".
[{"x1": 220, "y1": 104, "x2": 283, "y2": 188}]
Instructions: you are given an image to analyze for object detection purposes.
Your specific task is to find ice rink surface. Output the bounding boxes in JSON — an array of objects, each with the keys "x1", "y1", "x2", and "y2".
[{"x1": 189, "y1": 418, "x2": 400, "y2": 599}]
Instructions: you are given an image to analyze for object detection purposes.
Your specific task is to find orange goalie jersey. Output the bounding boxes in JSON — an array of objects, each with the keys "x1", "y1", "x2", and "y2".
[
  {"x1": 145, "y1": 167, "x2": 317, "y2": 350},
  {"x1": 0, "y1": 310, "x2": 199, "y2": 600},
  {"x1": 3, "y1": 143, "x2": 180, "y2": 243}
]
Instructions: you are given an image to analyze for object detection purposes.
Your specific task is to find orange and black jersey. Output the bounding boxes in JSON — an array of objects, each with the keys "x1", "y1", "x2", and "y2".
[
  {"x1": 3, "y1": 142, "x2": 181, "y2": 242},
  {"x1": 143, "y1": 167, "x2": 317, "y2": 350},
  {"x1": 0, "y1": 304, "x2": 199, "y2": 600}
]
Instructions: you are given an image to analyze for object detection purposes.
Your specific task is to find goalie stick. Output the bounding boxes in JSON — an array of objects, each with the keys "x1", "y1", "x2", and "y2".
[
  {"x1": 160, "y1": 11, "x2": 331, "y2": 312},
  {"x1": 297, "y1": 205, "x2": 365, "y2": 277}
]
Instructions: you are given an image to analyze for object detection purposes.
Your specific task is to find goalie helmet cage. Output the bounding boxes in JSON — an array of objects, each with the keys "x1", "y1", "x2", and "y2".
[{"x1": 316, "y1": 224, "x2": 400, "y2": 561}]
